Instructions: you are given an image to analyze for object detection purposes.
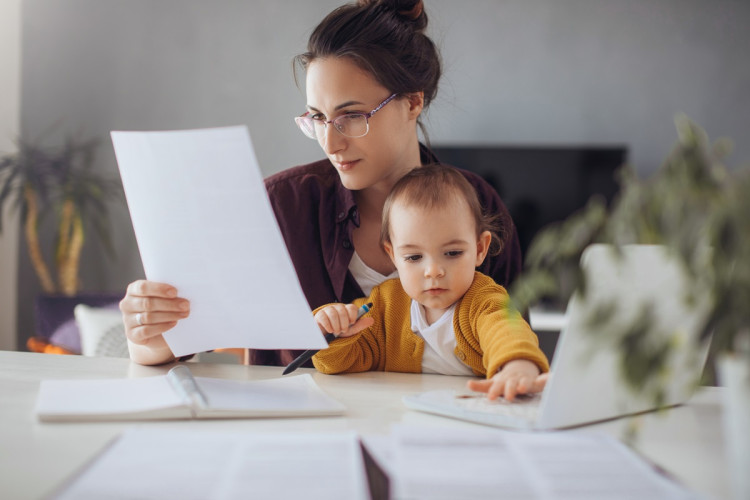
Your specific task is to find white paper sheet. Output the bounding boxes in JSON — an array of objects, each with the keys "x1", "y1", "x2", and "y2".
[
  {"x1": 111, "y1": 126, "x2": 326, "y2": 356},
  {"x1": 54, "y1": 428, "x2": 370, "y2": 500},
  {"x1": 390, "y1": 425, "x2": 703, "y2": 500}
]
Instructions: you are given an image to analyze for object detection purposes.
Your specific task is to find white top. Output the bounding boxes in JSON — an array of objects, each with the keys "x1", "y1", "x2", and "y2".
[
  {"x1": 348, "y1": 251, "x2": 398, "y2": 297},
  {"x1": 410, "y1": 300, "x2": 474, "y2": 376}
]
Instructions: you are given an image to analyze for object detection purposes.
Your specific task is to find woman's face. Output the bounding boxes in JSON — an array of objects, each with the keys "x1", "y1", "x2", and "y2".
[{"x1": 304, "y1": 57, "x2": 422, "y2": 192}]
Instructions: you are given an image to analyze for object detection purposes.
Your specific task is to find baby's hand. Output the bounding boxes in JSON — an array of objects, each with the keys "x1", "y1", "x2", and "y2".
[
  {"x1": 466, "y1": 360, "x2": 548, "y2": 401},
  {"x1": 314, "y1": 303, "x2": 374, "y2": 339}
]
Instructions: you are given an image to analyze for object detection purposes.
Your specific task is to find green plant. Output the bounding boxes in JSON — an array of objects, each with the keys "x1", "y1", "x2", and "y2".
[
  {"x1": 510, "y1": 115, "x2": 750, "y2": 401},
  {"x1": 0, "y1": 136, "x2": 122, "y2": 295}
]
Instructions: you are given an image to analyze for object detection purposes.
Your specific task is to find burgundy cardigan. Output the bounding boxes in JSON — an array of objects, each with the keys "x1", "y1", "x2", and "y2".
[{"x1": 248, "y1": 145, "x2": 523, "y2": 367}]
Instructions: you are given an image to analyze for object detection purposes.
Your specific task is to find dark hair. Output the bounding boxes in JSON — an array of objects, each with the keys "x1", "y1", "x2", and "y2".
[
  {"x1": 381, "y1": 164, "x2": 505, "y2": 256},
  {"x1": 295, "y1": 0, "x2": 441, "y2": 118}
]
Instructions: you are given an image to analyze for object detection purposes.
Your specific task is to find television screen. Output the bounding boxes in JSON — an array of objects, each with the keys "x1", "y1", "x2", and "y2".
[{"x1": 431, "y1": 145, "x2": 628, "y2": 256}]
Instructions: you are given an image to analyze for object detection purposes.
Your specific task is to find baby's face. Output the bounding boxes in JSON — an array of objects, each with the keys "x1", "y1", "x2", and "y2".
[{"x1": 384, "y1": 199, "x2": 490, "y2": 319}]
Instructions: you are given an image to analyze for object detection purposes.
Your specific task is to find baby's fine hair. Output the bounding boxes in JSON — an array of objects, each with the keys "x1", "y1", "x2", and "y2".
[{"x1": 381, "y1": 164, "x2": 505, "y2": 255}]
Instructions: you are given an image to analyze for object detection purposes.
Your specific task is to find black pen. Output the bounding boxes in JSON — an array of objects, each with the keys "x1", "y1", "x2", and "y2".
[{"x1": 282, "y1": 302, "x2": 373, "y2": 375}]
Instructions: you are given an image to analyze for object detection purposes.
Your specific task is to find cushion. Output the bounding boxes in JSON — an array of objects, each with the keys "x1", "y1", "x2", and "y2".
[
  {"x1": 34, "y1": 293, "x2": 123, "y2": 354},
  {"x1": 74, "y1": 304, "x2": 130, "y2": 358},
  {"x1": 46, "y1": 316, "x2": 83, "y2": 353}
]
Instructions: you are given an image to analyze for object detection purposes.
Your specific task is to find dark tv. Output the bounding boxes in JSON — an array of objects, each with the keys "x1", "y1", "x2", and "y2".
[{"x1": 431, "y1": 145, "x2": 628, "y2": 256}]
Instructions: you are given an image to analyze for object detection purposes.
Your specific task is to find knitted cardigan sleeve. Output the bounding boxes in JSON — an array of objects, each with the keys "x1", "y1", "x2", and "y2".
[
  {"x1": 311, "y1": 293, "x2": 385, "y2": 374},
  {"x1": 311, "y1": 279, "x2": 423, "y2": 374},
  {"x1": 454, "y1": 272, "x2": 550, "y2": 378}
]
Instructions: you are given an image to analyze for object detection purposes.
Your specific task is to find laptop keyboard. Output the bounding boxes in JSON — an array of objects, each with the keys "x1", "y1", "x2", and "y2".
[
  {"x1": 403, "y1": 390, "x2": 543, "y2": 429},
  {"x1": 454, "y1": 393, "x2": 541, "y2": 421}
]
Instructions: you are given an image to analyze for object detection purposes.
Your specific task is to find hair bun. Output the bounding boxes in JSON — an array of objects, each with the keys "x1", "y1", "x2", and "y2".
[
  {"x1": 358, "y1": 0, "x2": 426, "y2": 23},
  {"x1": 397, "y1": 0, "x2": 424, "y2": 21},
  {"x1": 303, "y1": 0, "x2": 440, "y2": 108}
]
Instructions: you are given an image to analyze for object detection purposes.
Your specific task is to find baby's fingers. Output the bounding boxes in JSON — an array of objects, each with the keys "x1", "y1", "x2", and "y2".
[
  {"x1": 466, "y1": 378, "x2": 493, "y2": 393},
  {"x1": 339, "y1": 316, "x2": 374, "y2": 338},
  {"x1": 314, "y1": 305, "x2": 349, "y2": 334},
  {"x1": 314, "y1": 310, "x2": 333, "y2": 334},
  {"x1": 468, "y1": 377, "x2": 513, "y2": 401},
  {"x1": 490, "y1": 377, "x2": 512, "y2": 401},
  {"x1": 531, "y1": 372, "x2": 549, "y2": 393},
  {"x1": 329, "y1": 303, "x2": 363, "y2": 333}
]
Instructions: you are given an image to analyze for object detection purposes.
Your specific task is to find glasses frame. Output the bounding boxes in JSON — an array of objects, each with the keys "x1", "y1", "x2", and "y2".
[{"x1": 295, "y1": 93, "x2": 398, "y2": 140}]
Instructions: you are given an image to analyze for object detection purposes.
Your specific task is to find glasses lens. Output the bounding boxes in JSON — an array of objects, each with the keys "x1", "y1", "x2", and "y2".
[
  {"x1": 334, "y1": 114, "x2": 368, "y2": 138},
  {"x1": 294, "y1": 116, "x2": 317, "y2": 140}
]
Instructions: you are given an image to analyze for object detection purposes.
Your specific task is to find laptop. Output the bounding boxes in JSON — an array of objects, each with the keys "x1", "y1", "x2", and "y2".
[{"x1": 403, "y1": 244, "x2": 712, "y2": 430}]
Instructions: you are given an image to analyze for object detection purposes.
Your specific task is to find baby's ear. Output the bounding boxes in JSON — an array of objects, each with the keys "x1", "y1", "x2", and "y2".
[
  {"x1": 475, "y1": 231, "x2": 492, "y2": 266},
  {"x1": 383, "y1": 241, "x2": 395, "y2": 262}
]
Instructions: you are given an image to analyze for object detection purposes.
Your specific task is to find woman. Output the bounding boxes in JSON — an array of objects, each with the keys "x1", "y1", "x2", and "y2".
[{"x1": 121, "y1": 0, "x2": 523, "y2": 366}]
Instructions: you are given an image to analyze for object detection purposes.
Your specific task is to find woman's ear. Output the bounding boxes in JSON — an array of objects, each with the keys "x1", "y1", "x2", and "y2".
[
  {"x1": 406, "y1": 92, "x2": 424, "y2": 120},
  {"x1": 475, "y1": 231, "x2": 492, "y2": 266}
]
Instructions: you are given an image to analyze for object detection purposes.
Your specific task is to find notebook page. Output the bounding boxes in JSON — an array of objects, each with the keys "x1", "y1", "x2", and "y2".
[
  {"x1": 36, "y1": 376, "x2": 184, "y2": 417},
  {"x1": 194, "y1": 374, "x2": 345, "y2": 414},
  {"x1": 167, "y1": 365, "x2": 208, "y2": 412}
]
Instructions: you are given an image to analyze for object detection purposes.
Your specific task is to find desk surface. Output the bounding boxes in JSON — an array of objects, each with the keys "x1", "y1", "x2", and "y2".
[{"x1": 0, "y1": 351, "x2": 730, "y2": 500}]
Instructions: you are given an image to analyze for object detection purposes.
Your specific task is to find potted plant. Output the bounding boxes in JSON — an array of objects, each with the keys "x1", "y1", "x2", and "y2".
[
  {"x1": 509, "y1": 115, "x2": 749, "y2": 499},
  {"x1": 1, "y1": 135, "x2": 123, "y2": 352},
  {"x1": 1, "y1": 135, "x2": 122, "y2": 295}
]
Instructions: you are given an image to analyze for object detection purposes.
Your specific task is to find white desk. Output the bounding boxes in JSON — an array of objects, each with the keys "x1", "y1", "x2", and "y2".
[{"x1": 0, "y1": 351, "x2": 730, "y2": 499}]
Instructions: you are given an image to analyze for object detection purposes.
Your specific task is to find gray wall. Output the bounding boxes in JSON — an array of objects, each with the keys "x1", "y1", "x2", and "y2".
[
  {"x1": 18, "y1": 0, "x2": 750, "y2": 346},
  {"x1": 0, "y1": 0, "x2": 21, "y2": 350}
]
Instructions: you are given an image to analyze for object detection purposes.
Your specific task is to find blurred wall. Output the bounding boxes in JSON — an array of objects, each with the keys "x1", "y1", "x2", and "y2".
[
  {"x1": 17, "y1": 0, "x2": 750, "y2": 347},
  {"x1": 0, "y1": 0, "x2": 21, "y2": 350}
]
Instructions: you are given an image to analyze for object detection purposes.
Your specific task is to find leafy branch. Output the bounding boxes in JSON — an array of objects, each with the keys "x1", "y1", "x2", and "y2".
[{"x1": 509, "y1": 115, "x2": 750, "y2": 398}]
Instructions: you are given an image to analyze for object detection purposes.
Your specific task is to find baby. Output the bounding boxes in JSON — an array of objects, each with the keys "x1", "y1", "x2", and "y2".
[{"x1": 313, "y1": 164, "x2": 549, "y2": 400}]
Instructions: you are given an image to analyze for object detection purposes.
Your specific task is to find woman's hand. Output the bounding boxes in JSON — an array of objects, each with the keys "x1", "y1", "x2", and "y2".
[
  {"x1": 314, "y1": 303, "x2": 374, "y2": 338},
  {"x1": 466, "y1": 360, "x2": 548, "y2": 401},
  {"x1": 119, "y1": 280, "x2": 190, "y2": 365}
]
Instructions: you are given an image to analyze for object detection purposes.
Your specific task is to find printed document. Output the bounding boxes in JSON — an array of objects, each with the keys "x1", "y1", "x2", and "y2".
[
  {"x1": 54, "y1": 428, "x2": 369, "y2": 500},
  {"x1": 111, "y1": 126, "x2": 326, "y2": 356},
  {"x1": 389, "y1": 424, "x2": 702, "y2": 499}
]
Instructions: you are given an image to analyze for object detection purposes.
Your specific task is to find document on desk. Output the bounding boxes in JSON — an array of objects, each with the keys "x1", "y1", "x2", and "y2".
[
  {"x1": 111, "y1": 126, "x2": 326, "y2": 356},
  {"x1": 54, "y1": 428, "x2": 370, "y2": 500},
  {"x1": 389, "y1": 425, "x2": 703, "y2": 500}
]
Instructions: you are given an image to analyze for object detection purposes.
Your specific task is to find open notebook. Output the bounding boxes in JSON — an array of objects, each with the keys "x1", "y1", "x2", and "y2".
[
  {"x1": 403, "y1": 244, "x2": 712, "y2": 430},
  {"x1": 35, "y1": 366, "x2": 345, "y2": 422}
]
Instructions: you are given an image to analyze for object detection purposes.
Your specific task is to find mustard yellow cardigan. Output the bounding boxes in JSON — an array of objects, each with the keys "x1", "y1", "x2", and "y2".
[{"x1": 313, "y1": 272, "x2": 549, "y2": 378}]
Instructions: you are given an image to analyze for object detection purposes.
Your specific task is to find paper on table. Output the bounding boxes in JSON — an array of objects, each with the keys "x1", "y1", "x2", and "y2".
[
  {"x1": 390, "y1": 424, "x2": 702, "y2": 500},
  {"x1": 54, "y1": 428, "x2": 370, "y2": 500},
  {"x1": 111, "y1": 126, "x2": 326, "y2": 356}
]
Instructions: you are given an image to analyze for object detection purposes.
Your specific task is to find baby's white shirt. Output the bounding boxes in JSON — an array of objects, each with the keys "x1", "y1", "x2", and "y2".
[
  {"x1": 348, "y1": 251, "x2": 398, "y2": 297},
  {"x1": 410, "y1": 300, "x2": 474, "y2": 376}
]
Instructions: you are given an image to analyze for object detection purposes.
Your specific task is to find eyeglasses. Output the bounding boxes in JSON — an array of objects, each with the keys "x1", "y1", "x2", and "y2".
[{"x1": 295, "y1": 93, "x2": 398, "y2": 140}]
